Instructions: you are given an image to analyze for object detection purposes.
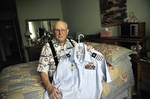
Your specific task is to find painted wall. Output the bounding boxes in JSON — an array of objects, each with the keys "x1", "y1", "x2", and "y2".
[
  {"x1": 127, "y1": 0, "x2": 150, "y2": 50},
  {"x1": 15, "y1": 0, "x2": 63, "y2": 61},
  {"x1": 61, "y1": 0, "x2": 102, "y2": 37},
  {"x1": 62, "y1": 0, "x2": 150, "y2": 50}
]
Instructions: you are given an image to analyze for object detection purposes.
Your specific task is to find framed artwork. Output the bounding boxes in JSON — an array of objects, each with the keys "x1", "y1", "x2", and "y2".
[{"x1": 100, "y1": 0, "x2": 127, "y2": 27}]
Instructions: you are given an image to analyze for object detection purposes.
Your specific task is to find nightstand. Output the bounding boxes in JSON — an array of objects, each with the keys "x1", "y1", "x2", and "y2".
[
  {"x1": 137, "y1": 57, "x2": 150, "y2": 98},
  {"x1": 25, "y1": 46, "x2": 42, "y2": 61}
]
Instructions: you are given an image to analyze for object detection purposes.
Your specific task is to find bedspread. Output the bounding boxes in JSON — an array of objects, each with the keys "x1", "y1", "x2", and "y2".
[
  {"x1": 0, "y1": 61, "x2": 44, "y2": 99},
  {"x1": 0, "y1": 59, "x2": 134, "y2": 99}
]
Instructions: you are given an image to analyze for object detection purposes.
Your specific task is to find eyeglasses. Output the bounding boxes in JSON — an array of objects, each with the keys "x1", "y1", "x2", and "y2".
[{"x1": 54, "y1": 29, "x2": 67, "y2": 33}]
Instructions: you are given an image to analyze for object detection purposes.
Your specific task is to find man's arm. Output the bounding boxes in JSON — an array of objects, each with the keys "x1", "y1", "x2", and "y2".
[
  {"x1": 37, "y1": 43, "x2": 61, "y2": 99},
  {"x1": 40, "y1": 72, "x2": 53, "y2": 93}
]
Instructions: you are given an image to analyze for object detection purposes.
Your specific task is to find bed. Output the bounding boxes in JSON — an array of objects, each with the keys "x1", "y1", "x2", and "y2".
[{"x1": 0, "y1": 42, "x2": 135, "y2": 99}]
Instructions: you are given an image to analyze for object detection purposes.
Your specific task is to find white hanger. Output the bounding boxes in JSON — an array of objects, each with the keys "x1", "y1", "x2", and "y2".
[
  {"x1": 76, "y1": 34, "x2": 85, "y2": 62},
  {"x1": 78, "y1": 33, "x2": 84, "y2": 43}
]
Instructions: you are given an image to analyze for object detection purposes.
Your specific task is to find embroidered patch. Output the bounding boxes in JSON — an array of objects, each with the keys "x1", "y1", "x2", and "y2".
[
  {"x1": 91, "y1": 52, "x2": 103, "y2": 61},
  {"x1": 85, "y1": 62, "x2": 95, "y2": 70}
]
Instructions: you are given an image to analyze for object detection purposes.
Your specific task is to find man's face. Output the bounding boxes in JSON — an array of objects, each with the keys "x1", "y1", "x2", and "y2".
[{"x1": 54, "y1": 22, "x2": 69, "y2": 43}]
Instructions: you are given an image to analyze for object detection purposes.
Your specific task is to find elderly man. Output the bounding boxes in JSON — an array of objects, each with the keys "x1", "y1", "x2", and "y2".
[{"x1": 37, "y1": 20, "x2": 76, "y2": 99}]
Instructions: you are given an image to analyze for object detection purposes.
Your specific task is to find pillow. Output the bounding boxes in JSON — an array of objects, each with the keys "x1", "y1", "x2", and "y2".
[{"x1": 86, "y1": 42, "x2": 133, "y2": 65}]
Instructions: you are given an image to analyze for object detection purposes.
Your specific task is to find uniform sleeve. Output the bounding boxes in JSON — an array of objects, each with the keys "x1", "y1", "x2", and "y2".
[
  {"x1": 101, "y1": 59, "x2": 112, "y2": 83},
  {"x1": 93, "y1": 49, "x2": 112, "y2": 83},
  {"x1": 53, "y1": 59, "x2": 64, "y2": 86},
  {"x1": 37, "y1": 43, "x2": 54, "y2": 74}
]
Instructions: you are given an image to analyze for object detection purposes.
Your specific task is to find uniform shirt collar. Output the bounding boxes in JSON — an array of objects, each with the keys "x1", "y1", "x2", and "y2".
[{"x1": 71, "y1": 43, "x2": 91, "y2": 64}]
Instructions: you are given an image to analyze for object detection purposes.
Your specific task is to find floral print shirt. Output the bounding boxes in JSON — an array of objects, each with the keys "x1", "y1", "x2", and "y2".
[{"x1": 37, "y1": 38, "x2": 77, "y2": 77}]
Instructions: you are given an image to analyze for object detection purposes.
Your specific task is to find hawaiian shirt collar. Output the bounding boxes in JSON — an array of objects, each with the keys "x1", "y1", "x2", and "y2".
[{"x1": 52, "y1": 38, "x2": 73, "y2": 50}]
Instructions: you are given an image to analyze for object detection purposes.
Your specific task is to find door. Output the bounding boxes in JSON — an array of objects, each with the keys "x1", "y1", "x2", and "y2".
[{"x1": 0, "y1": 19, "x2": 25, "y2": 69}]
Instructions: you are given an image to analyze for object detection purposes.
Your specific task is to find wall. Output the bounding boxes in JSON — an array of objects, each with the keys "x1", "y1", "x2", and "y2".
[
  {"x1": 127, "y1": 0, "x2": 150, "y2": 50},
  {"x1": 61, "y1": 0, "x2": 102, "y2": 37},
  {"x1": 62, "y1": 0, "x2": 150, "y2": 50},
  {"x1": 15, "y1": 0, "x2": 63, "y2": 61},
  {"x1": 15, "y1": 0, "x2": 150, "y2": 51}
]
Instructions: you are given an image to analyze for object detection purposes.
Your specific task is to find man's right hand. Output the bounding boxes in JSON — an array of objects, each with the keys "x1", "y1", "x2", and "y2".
[{"x1": 48, "y1": 85, "x2": 61, "y2": 99}]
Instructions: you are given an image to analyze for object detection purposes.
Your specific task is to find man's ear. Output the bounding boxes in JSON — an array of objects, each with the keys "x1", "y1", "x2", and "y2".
[{"x1": 67, "y1": 29, "x2": 69, "y2": 35}]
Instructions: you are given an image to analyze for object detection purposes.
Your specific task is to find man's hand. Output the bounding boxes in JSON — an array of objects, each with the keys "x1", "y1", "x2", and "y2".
[
  {"x1": 48, "y1": 85, "x2": 61, "y2": 99},
  {"x1": 40, "y1": 72, "x2": 61, "y2": 99}
]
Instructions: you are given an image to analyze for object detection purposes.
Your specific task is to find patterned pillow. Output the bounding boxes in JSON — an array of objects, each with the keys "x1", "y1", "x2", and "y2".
[{"x1": 86, "y1": 42, "x2": 133, "y2": 65}]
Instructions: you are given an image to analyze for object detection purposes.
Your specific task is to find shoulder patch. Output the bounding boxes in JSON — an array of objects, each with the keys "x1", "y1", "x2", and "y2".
[{"x1": 91, "y1": 52, "x2": 103, "y2": 61}]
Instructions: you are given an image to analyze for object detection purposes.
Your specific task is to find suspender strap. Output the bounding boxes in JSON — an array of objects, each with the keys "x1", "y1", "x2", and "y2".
[
  {"x1": 49, "y1": 40, "x2": 59, "y2": 66},
  {"x1": 49, "y1": 38, "x2": 74, "y2": 67},
  {"x1": 68, "y1": 38, "x2": 75, "y2": 47},
  {"x1": 48, "y1": 39, "x2": 74, "y2": 82}
]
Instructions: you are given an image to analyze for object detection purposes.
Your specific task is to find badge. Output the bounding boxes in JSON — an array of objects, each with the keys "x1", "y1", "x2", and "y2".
[{"x1": 85, "y1": 62, "x2": 95, "y2": 70}]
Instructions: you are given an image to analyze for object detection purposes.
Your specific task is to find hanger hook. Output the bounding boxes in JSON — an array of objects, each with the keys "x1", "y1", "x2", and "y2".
[{"x1": 78, "y1": 33, "x2": 84, "y2": 43}]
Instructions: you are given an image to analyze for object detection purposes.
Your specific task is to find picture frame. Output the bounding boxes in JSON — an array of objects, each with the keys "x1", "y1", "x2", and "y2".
[{"x1": 100, "y1": 0, "x2": 127, "y2": 27}]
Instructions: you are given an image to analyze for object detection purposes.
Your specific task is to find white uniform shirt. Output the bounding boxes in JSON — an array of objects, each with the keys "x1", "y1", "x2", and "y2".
[
  {"x1": 53, "y1": 43, "x2": 111, "y2": 99},
  {"x1": 37, "y1": 38, "x2": 76, "y2": 77}
]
